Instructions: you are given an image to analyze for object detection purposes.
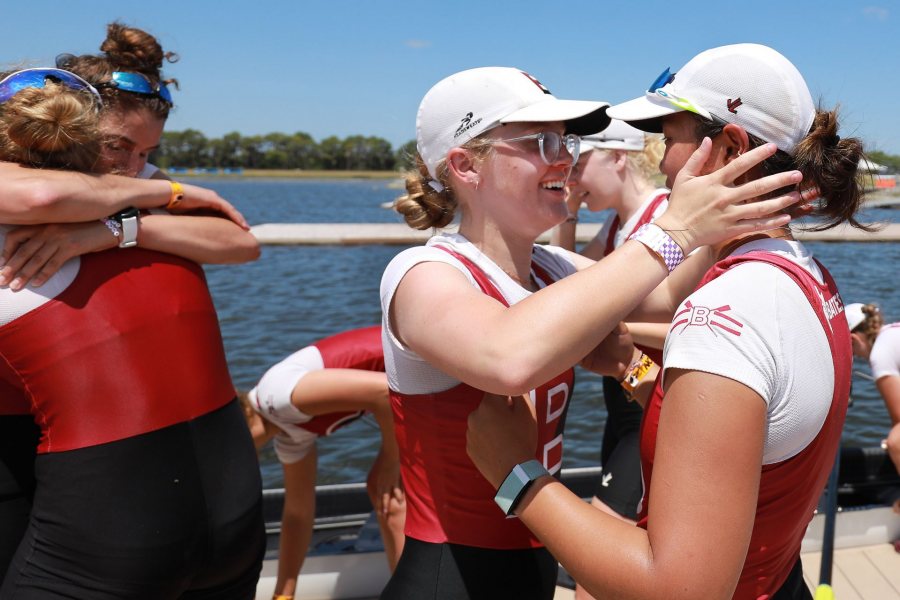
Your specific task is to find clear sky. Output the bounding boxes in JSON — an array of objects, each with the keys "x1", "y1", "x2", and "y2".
[{"x1": 5, "y1": 0, "x2": 900, "y2": 153}]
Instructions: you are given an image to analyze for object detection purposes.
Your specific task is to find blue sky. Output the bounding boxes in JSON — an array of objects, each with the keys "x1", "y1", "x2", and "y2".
[{"x1": 5, "y1": 1, "x2": 900, "y2": 153}]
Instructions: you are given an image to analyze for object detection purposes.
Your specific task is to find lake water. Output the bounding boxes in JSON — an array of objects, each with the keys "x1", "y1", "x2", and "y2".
[{"x1": 192, "y1": 177, "x2": 900, "y2": 488}]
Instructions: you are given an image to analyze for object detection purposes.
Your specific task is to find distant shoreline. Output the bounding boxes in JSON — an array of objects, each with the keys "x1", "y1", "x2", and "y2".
[{"x1": 174, "y1": 169, "x2": 401, "y2": 180}]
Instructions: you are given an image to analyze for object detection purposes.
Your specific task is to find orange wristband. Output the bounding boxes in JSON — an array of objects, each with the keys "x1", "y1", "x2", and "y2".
[{"x1": 166, "y1": 181, "x2": 184, "y2": 210}]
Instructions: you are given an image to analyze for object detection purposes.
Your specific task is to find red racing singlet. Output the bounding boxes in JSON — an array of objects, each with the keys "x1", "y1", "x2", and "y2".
[
  {"x1": 295, "y1": 326, "x2": 384, "y2": 436},
  {"x1": 0, "y1": 249, "x2": 235, "y2": 453},
  {"x1": 391, "y1": 247, "x2": 574, "y2": 549},
  {"x1": 637, "y1": 251, "x2": 851, "y2": 599}
]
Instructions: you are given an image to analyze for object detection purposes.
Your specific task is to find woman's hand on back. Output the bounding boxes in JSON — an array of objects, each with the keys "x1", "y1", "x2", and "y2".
[
  {"x1": 0, "y1": 222, "x2": 117, "y2": 290},
  {"x1": 655, "y1": 139, "x2": 809, "y2": 254}
]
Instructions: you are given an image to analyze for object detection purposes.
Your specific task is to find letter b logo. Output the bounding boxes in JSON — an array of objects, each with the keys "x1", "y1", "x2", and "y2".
[{"x1": 690, "y1": 306, "x2": 711, "y2": 326}]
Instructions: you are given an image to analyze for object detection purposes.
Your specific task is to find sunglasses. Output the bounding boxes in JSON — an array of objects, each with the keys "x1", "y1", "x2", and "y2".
[
  {"x1": 645, "y1": 67, "x2": 727, "y2": 126},
  {"x1": 0, "y1": 67, "x2": 103, "y2": 106},
  {"x1": 490, "y1": 131, "x2": 581, "y2": 167},
  {"x1": 100, "y1": 71, "x2": 173, "y2": 105}
]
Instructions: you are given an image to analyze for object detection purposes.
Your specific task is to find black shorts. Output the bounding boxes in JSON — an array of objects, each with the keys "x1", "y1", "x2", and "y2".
[
  {"x1": 381, "y1": 536, "x2": 557, "y2": 600},
  {"x1": 1, "y1": 399, "x2": 265, "y2": 599},
  {"x1": 0, "y1": 415, "x2": 40, "y2": 584},
  {"x1": 771, "y1": 557, "x2": 813, "y2": 600},
  {"x1": 594, "y1": 376, "x2": 644, "y2": 519}
]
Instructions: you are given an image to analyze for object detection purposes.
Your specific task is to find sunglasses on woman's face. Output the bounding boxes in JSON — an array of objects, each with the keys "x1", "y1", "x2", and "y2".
[
  {"x1": 0, "y1": 68, "x2": 103, "y2": 106},
  {"x1": 489, "y1": 131, "x2": 582, "y2": 167}
]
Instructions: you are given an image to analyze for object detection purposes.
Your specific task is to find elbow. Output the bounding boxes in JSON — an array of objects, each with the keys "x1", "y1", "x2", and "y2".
[
  {"x1": 218, "y1": 233, "x2": 261, "y2": 264},
  {"x1": 238, "y1": 236, "x2": 261, "y2": 263},
  {"x1": 484, "y1": 355, "x2": 545, "y2": 396}
]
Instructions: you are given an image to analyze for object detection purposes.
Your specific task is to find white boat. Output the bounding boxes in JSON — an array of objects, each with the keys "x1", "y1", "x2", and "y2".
[{"x1": 255, "y1": 446, "x2": 900, "y2": 600}]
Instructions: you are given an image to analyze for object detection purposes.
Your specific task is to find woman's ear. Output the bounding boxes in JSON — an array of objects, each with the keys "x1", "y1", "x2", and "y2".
[
  {"x1": 720, "y1": 124, "x2": 751, "y2": 164},
  {"x1": 612, "y1": 150, "x2": 628, "y2": 171},
  {"x1": 446, "y1": 147, "x2": 480, "y2": 188}
]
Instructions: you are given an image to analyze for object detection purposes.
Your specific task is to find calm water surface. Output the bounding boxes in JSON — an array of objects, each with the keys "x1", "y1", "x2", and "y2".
[{"x1": 194, "y1": 178, "x2": 900, "y2": 488}]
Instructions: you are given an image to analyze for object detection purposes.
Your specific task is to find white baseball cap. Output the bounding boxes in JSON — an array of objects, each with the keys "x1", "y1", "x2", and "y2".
[
  {"x1": 416, "y1": 67, "x2": 610, "y2": 180},
  {"x1": 607, "y1": 43, "x2": 815, "y2": 154},
  {"x1": 579, "y1": 118, "x2": 646, "y2": 153},
  {"x1": 845, "y1": 303, "x2": 866, "y2": 332}
]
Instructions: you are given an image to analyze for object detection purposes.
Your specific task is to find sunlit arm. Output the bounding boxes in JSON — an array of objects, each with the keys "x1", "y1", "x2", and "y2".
[
  {"x1": 136, "y1": 213, "x2": 260, "y2": 264},
  {"x1": 0, "y1": 162, "x2": 172, "y2": 223},
  {"x1": 467, "y1": 370, "x2": 766, "y2": 600}
]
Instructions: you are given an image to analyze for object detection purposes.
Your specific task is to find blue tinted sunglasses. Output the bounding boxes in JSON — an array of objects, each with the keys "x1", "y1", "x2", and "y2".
[
  {"x1": 648, "y1": 67, "x2": 675, "y2": 93},
  {"x1": 102, "y1": 71, "x2": 173, "y2": 105},
  {"x1": 0, "y1": 68, "x2": 102, "y2": 106}
]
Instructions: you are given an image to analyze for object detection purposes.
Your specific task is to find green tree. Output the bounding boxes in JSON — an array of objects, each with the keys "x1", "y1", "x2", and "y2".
[
  {"x1": 868, "y1": 150, "x2": 900, "y2": 173},
  {"x1": 395, "y1": 139, "x2": 417, "y2": 171}
]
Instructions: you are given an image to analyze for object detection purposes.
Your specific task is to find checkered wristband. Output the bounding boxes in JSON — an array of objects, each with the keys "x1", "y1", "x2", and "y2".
[{"x1": 628, "y1": 223, "x2": 684, "y2": 272}]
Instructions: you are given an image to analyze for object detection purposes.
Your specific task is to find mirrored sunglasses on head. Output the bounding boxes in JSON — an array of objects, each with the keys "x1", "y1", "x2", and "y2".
[
  {"x1": 492, "y1": 131, "x2": 582, "y2": 166},
  {"x1": 645, "y1": 67, "x2": 727, "y2": 126},
  {"x1": 0, "y1": 67, "x2": 103, "y2": 106},
  {"x1": 101, "y1": 71, "x2": 173, "y2": 105}
]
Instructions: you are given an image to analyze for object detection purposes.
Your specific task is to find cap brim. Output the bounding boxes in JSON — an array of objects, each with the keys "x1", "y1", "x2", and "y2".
[
  {"x1": 606, "y1": 94, "x2": 683, "y2": 134},
  {"x1": 501, "y1": 99, "x2": 611, "y2": 136}
]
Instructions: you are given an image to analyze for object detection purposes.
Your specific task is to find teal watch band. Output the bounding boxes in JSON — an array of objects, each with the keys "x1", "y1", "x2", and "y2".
[{"x1": 494, "y1": 459, "x2": 549, "y2": 517}]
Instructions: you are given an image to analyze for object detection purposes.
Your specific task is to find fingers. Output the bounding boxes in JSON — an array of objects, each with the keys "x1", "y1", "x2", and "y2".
[
  {"x1": 0, "y1": 238, "x2": 58, "y2": 290},
  {"x1": 713, "y1": 143, "x2": 779, "y2": 184},
  {"x1": 675, "y1": 137, "x2": 713, "y2": 180},
  {"x1": 218, "y1": 201, "x2": 250, "y2": 230}
]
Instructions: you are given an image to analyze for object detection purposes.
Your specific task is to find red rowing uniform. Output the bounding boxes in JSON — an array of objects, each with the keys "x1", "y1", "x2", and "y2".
[{"x1": 638, "y1": 250, "x2": 851, "y2": 599}]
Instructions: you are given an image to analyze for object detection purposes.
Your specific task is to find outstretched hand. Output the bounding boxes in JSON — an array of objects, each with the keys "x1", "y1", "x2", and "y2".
[
  {"x1": 655, "y1": 139, "x2": 813, "y2": 254},
  {"x1": 466, "y1": 393, "x2": 537, "y2": 489}
]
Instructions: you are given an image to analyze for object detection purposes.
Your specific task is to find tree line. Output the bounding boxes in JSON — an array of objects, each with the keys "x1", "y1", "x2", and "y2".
[
  {"x1": 152, "y1": 129, "x2": 900, "y2": 174},
  {"x1": 152, "y1": 130, "x2": 418, "y2": 171}
]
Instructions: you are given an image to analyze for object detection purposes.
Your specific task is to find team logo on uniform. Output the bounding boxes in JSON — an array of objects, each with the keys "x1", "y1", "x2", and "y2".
[
  {"x1": 727, "y1": 98, "x2": 743, "y2": 114},
  {"x1": 520, "y1": 71, "x2": 552, "y2": 95},
  {"x1": 672, "y1": 301, "x2": 744, "y2": 336},
  {"x1": 454, "y1": 111, "x2": 483, "y2": 138}
]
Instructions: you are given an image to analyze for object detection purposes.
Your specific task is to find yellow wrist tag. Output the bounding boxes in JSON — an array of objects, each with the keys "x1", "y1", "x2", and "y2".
[
  {"x1": 167, "y1": 181, "x2": 185, "y2": 210},
  {"x1": 621, "y1": 353, "x2": 654, "y2": 396}
]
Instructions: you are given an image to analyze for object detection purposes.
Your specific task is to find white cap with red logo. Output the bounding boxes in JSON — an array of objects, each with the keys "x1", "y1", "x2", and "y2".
[{"x1": 607, "y1": 43, "x2": 815, "y2": 154}]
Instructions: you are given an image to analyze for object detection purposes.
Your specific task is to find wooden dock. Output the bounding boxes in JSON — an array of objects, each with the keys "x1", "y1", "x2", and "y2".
[{"x1": 250, "y1": 222, "x2": 900, "y2": 246}]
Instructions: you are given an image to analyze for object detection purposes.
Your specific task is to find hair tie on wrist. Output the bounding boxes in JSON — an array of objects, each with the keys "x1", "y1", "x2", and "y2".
[{"x1": 166, "y1": 181, "x2": 185, "y2": 210}]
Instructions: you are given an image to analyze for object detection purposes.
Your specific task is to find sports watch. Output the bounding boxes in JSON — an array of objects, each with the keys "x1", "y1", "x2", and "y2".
[
  {"x1": 494, "y1": 459, "x2": 550, "y2": 517},
  {"x1": 110, "y1": 207, "x2": 140, "y2": 248}
]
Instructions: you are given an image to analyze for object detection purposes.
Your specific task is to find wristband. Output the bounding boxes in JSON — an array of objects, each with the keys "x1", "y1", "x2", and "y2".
[
  {"x1": 167, "y1": 181, "x2": 185, "y2": 210},
  {"x1": 100, "y1": 217, "x2": 122, "y2": 240},
  {"x1": 109, "y1": 207, "x2": 140, "y2": 248},
  {"x1": 494, "y1": 459, "x2": 549, "y2": 517},
  {"x1": 620, "y1": 352, "x2": 655, "y2": 397},
  {"x1": 628, "y1": 223, "x2": 684, "y2": 272}
]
